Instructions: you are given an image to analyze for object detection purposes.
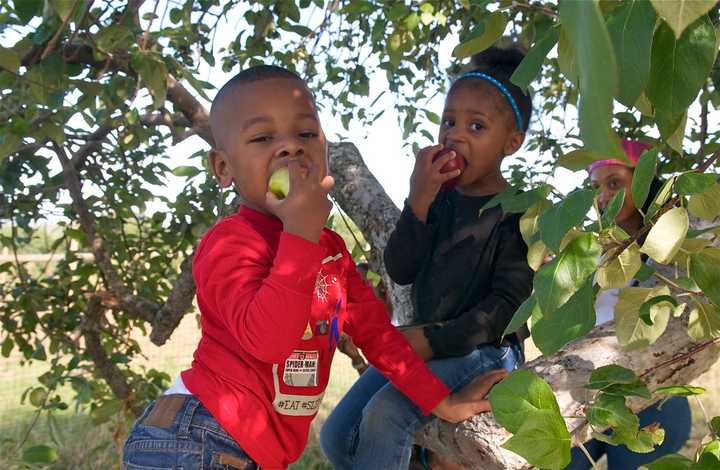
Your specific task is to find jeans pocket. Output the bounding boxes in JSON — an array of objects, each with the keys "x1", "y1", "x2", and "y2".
[
  {"x1": 123, "y1": 463, "x2": 177, "y2": 470},
  {"x1": 203, "y1": 429, "x2": 257, "y2": 470}
]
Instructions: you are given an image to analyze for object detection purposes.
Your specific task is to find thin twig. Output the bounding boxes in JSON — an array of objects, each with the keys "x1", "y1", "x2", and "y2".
[
  {"x1": 577, "y1": 442, "x2": 599, "y2": 469},
  {"x1": 41, "y1": 0, "x2": 82, "y2": 60},
  {"x1": 640, "y1": 337, "x2": 720, "y2": 379}
]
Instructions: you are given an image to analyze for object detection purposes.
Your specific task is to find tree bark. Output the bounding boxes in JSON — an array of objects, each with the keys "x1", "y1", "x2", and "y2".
[
  {"x1": 415, "y1": 318, "x2": 720, "y2": 469},
  {"x1": 328, "y1": 142, "x2": 413, "y2": 325}
]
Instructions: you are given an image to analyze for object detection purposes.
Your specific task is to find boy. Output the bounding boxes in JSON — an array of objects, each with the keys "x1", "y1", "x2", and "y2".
[{"x1": 122, "y1": 65, "x2": 507, "y2": 470}]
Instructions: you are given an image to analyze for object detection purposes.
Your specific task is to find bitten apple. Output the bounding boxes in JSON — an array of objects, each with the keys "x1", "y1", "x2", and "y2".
[
  {"x1": 432, "y1": 148, "x2": 466, "y2": 190},
  {"x1": 268, "y1": 167, "x2": 290, "y2": 199}
]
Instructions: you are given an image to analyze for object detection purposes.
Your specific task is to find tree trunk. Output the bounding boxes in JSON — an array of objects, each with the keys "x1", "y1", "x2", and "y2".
[
  {"x1": 329, "y1": 142, "x2": 413, "y2": 325},
  {"x1": 415, "y1": 317, "x2": 720, "y2": 469}
]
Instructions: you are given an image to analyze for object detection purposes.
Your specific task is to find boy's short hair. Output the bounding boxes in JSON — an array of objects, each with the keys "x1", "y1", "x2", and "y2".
[
  {"x1": 209, "y1": 65, "x2": 308, "y2": 148},
  {"x1": 211, "y1": 65, "x2": 304, "y2": 113}
]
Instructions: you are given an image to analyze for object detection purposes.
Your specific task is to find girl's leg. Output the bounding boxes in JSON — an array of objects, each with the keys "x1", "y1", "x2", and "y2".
[
  {"x1": 319, "y1": 366, "x2": 389, "y2": 469},
  {"x1": 351, "y1": 344, "x2": 519, "y2": 470}
]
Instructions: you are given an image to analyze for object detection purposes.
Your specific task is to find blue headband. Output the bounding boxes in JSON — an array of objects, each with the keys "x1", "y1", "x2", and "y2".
[{"x1": 457, "y1": 71, "x2": 525, "y2": 131}]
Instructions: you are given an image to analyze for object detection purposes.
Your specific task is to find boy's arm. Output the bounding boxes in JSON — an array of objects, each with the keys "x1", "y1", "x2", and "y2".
[
  {"x1": 194, "y1": 226, "x2": 325, "y2": 363},
  {"x1": 342, "y1": 248, "x2": 449, "y2": 415},
  {"x1": 422, "y1": 221, "x2": 533, "y2": 358}
]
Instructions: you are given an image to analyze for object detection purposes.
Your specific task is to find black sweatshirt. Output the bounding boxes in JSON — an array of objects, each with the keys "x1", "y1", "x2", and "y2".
[{"x1": 384, "y1": 190, "x2": 533, "y2": 359}]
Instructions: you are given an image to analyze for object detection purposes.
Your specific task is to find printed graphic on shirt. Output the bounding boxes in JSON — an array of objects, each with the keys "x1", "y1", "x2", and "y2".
[
  {"x1": 283, "y1": 350, "x2": 319, "y2": 387},
  {"x1": 272, "y1": 364, "x2": 325, "y2": 416},
  {"x1": 321, "y1": 253, "x2": 343, "y2": 264},
  {"x1": 314, "y1": 268, "x2": 338, "y2": 303},
  {"x1": 301, "y1": 322, "x2": 313, "y2": 340}
]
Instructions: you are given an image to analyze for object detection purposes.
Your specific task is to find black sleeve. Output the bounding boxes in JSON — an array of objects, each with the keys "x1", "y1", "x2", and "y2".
[
  {"x1": 423, "y1": 217, "x2": 533, "y2": 358},
  {"x1": 383, "y1": 200, "x2": 437, "y2": 285}
]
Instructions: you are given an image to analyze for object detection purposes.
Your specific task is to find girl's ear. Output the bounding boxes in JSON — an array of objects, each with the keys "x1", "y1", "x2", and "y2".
[
  {"x1": 503, "y1": 130, "x2": 525, "y2": 156},
  {"x1": 209, "y1": 149, "x2": 233, "y2": 188}
]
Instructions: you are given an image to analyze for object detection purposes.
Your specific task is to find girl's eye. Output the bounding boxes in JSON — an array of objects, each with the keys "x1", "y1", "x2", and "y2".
[
  {"x1": 470, "y1": 122, "x2": 484, "y2": 131},
  {"x1": 441, "y1": 118, "x2": 454, "y2": 128},
  {"x1": 299, "y1": 131, "x2": 318, "y2": 139},
  {"x1": 249, "y1": 135, "x2": 271, "y2": 143},
  {"x1": 608, "y1": 179, "x2": 619, "y2": 190}
]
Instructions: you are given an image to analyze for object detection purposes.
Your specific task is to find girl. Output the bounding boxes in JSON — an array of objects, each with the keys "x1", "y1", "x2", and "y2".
[{"x1": 320, "y1": 47, "x2": 535, "y2": 469}]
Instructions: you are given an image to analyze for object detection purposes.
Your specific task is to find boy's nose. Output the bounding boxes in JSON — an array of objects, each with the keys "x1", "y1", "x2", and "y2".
[{"x1": 275, "y1": 138, "x2": 305, "y2": 159}]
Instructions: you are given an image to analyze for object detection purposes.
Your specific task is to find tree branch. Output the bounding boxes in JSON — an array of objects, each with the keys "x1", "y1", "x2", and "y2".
[{"x1": 81, "y1": 296, "x2": 145, "y2": 416}]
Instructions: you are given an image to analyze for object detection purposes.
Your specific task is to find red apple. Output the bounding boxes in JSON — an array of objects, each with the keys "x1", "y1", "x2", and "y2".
[{"x1": 432, "y1": 147, "x2": 466, "y2": 190}]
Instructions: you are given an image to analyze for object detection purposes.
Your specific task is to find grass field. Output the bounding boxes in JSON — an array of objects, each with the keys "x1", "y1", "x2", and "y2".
[{"x1": 1, "y1": 315, "x2": 718, "y2": 469}]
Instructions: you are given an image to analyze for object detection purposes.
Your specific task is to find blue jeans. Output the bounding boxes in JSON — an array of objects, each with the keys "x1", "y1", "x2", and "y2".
[
  {"x1": 567, "y1": 396, "x2": 692, "y2": 470},
  {"x1": 122, "y1": 395, "x2": 257, "y2": 470},
  {"x1": 320, "y1": 342, "x2": 523, "y2": 470}
]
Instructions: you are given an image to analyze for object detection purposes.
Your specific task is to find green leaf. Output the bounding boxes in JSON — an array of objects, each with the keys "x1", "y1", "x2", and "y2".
[
  {"x1": 601, "y1": 188, "x2": 626, "y2": 227},
  {"x1": 597, "y1": 242, "x2": 642, "y2": 289},
  {"x1": 647, "y1": 16, "x2": 716, "y2": 133},
  {"x1": 690, "y1": 248, "x2": 720, "y2": 306},
  {"x1": 587, "y1": 393, "x2": 639, "y2": 432},
  {"x1": 557, "y1": 148, "x2": 609, "y2": 172},
  {"x1": 511, "y1": 28, "x2": 560, "y2": 91},
  {"x1": 557, "y1": 27, "x2": 578, "y2": 84},
  {"x1": 0, "y1": 46, "x2": 20, "y2": 73},
  {"x1": 688, "y1": 302, "x2": 720, "y2": 341},
  {"x1": 664, "y1": 112, "x2": 687, "y2": 153},
  {"x1": 22, "y1": 445, "x2": 58, "y2": 464},
  {"x1": 603, "y1": 379, "x2": 652, "y2": 399},
  {"x1": 586, "y1": 364, "x2": 639, "y2": 390},
  {"x1": 532, "y1": 279, "x2": 595, "y2": 356},
  {"x1": 615, "y1": 286, "x2": 672, "y2": 350},
  {"x1": 519, "y1": 200, "x2": 551, "y2": 245},
  {"x1": 50, "y1": 0, "x2": 75, "y2": 21},
  {"x1": 489, "y1": 370, "x2": 561, "y2": 434},
  {"x1": 503, "y1": 294, "x2": 539, "y2": 338},
  {"x1": 644, "y1": 453, "x2": 694, "y2": 469},
  {"x1": 502, "y1": 410, "x2": 571, "y2": 470},
  {"x1": 645, "y1": 177, "x2": 676, "y2": 222},
  {"x1": 676, "y1": 172, "x2": 717, "y2": 196},
  {"x1": 638, "y1": 295, "x2": 678, "y2": 325},
  {"x1": 650, "y1": 0, "x2": 717, "y2": 38},
  {"x1": 538, "y1": 189, "x2": 595, "y2": 253},
  {"x1": 1, "y1": 337, "x2": 13, "y2": 357},
  {"x1": 688, "y1": 183, "x2": 720, "y2": 220},
  {"x1": 559, "y1": 1, "x2": 624, "y2": 158},
  {"x1": 131, "y1": 52, "x2": 168, "y2": 109},
  {"x1": 640, "y1": 207, "x2": 689, "y2": 264},
  {"x1": 501, "y1": 185, "x2": 552, "y2": 214},
  {"x1": 534, "y1": 232, "x2": 600, "y2": 315},
  {"x1": 710, "y1": 417, "x2": 720, "y2": 436},
  {"x1": 631, "y1": 148, "x2": 659, "y2": 211},
  {"x1": 655, "y1": 385, "x2": 705, "y2": 396},
  {"x1": 606, "y1": 0, "x2": 657, "y2": 106},
  {"x1": 453, "y1": 11, "x2": 508, "y2": 59},
  {"x1": 96, "y1": 25, "x2": 134, "y2": 52},
  {"x1": 13, "y1": 0, "x2": 43, "y2": 23},
  {"x1": 172, "y1": 165, "x2": 201, "y2": 178},
  {"x1": 90, "y1": 399, "x2": 123, "y2": 425}
]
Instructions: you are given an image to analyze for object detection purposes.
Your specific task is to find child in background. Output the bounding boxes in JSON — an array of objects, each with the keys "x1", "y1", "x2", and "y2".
[
  {"x1": 122, "y1": 65, "x2": 508, "y2": 470},
  {"x1": 321, "y1": 47, "x2": 535, "y2": 469}
]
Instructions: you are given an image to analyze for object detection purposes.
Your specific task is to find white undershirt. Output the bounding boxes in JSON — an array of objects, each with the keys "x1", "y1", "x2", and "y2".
[{"x1": 164, "y1": 375, "x2": 191, "y2": 395}]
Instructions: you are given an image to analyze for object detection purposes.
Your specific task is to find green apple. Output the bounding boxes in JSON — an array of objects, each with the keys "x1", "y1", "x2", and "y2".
[{"x1": 268, "y1": 167, "x2": 290, "y2": 199}]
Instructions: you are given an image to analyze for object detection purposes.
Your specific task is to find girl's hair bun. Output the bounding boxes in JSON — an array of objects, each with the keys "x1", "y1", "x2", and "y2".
[{"x1": 471, "y1": 46, "x2": 526, "y2": 76}]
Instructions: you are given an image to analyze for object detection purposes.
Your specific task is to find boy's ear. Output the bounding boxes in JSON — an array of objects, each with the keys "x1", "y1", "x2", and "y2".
[
  {"x1": 503, "y1": 130, "x2": 525, "y2": 156},
  {"x1": 209, "y1": 149, "x2": 233, "y2": 188}
]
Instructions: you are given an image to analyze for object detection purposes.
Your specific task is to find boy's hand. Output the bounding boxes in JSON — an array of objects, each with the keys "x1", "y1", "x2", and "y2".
[
  {"x1": 267, "y1": 159, "x2": 334, "y2": 243},
  {"x1": 431, "y1": 369, "x2": 508, "y2": 423},
  {"x1": 401, "y1": 326, "x2": 433, "y2": 361},
  {"x1": 408, "y1": 144, "x2": 461, "y2": 223}
]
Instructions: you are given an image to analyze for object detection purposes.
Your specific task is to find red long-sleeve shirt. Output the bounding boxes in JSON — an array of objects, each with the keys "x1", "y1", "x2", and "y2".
[{"x1": 181, "y1": 206, "x2": 450, "y2": 469}]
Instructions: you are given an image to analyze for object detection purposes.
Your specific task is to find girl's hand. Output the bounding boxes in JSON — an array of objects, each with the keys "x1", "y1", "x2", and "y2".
[
  {"x1": 408, "y1": 144, "x2": 461, "y2": 222},
  {"x1": 401, "y1": 326, "x2": 433, "y2": 361},
  {"x1": 431, "y1": 369, "x2": 508, "y2": 423}
]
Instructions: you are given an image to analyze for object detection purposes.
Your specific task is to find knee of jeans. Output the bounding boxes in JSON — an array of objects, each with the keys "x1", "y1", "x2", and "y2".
[{"x1": 361, "y1": 388, "x2": 418, "y2": 433}]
